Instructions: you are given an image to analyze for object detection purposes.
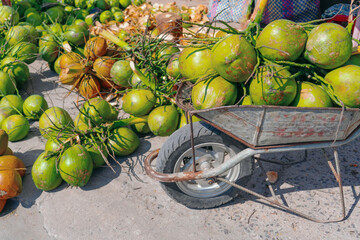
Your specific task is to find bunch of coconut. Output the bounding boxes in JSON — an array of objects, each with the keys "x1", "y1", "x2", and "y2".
[
  {"x1": 0, "y1": 94, "x2": 49, "y2": 142},
  {"x1": 31, "y1": 96, "x2": 148, "y2": 191},
  {"x1": 176, "y1": 19, "x2": 358, "y2": 111},
  {"x1": 0, "y1": 6, "x2": 36, "y2": 91}
]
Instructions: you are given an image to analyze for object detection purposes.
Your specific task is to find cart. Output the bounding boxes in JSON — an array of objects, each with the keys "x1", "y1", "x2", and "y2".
[{"x1": 144, "y1": 82, "x2": 360, "y2": 223}]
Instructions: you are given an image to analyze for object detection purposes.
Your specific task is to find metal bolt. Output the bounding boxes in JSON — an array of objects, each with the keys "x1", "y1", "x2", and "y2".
[{"x1": 207, "y1": 178, "x2": 215, "y2": 185}]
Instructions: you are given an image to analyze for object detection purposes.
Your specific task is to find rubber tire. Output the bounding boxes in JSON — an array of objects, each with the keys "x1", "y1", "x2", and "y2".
[{"x1": 156, "y1": 121, "x2": 253, "y2": 209}]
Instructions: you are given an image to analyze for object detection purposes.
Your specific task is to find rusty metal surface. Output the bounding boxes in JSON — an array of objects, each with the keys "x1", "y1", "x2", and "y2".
[
  {"x1": 144, "y1": 149, "x2": 205, "y2": 182},
  {"x1": 176, "y1": 82, "x2": 360, "y2": 147}
]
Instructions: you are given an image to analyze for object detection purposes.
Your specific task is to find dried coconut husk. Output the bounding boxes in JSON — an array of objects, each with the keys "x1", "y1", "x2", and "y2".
[
  {"x1": 89, "y1": 2, "x2": 209, "y2": 40},
  {"x1": 58, "y1": 49, "x2": 119, "y2": 99},
  {"x1": 78, "y1": 74, "x2": 101, "y2": 99},
  {"x1": 84, "y1": 37, "x2": 108, "y2": 60},
  {"x1": 59, "y1": 67, "x2": 85, "y2": 85},
  {"x1": 156, "y1": 12, "x2": 183, "y2": 42},
  {"x1": 59, "y1": 52, "x2": 89, "y2": 85},
  {"x1": 93, "y1": 56, "x2": 116, "y2": 80},
  {"x1": 59, "y1": 52, "x2": 83, "y2": 69}
]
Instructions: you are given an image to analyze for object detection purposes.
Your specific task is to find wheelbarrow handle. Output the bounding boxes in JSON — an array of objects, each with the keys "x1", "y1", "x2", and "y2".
[
  {"x1": 144, "y1": 147, "x2": 260, "y2": 182},
  {"x1": 144, "y1": 149, "x2": 204, "y2": 182},
  {"x1": 145, "y1": 126, "x2": 360, "y2": 183}
]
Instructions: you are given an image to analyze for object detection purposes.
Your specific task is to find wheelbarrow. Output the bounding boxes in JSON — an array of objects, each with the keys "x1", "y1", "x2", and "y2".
[{"x1": 144, "y1": 82, "x2": 360, "y2": 223}]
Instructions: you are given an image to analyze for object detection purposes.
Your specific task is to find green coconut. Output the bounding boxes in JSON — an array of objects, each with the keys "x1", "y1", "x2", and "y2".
[
  {"x1": 32, "y1": 151, "x2": 63, "y2": 191},
  {"x1": 256, "y1": 19, "x2": 307, "y2": 61},
  {"x1": 39, "y1": 35, "x2": 59, "y2": 63},
  {"x1": 324, "y1": 65, "x2": 360, "y2": 108},
  {"x1": 1, "y1": 57, "x2": 30, "y2": 89},
  {"x1": 85, "y1": 142, "x2": 108, "y2": 167},
  {"x1": 147, "y1": 105, "x2": 179, "y2": 136},
  {"x1": 110, "y1": 60, "x2": 133, "y2": 87},
  {"x1": 249, "y1": 65, "x2": 297, "y2": 106},
  {"x1": 64, "y1": 24, "x2": 89, "y2": 46},
  {"x1": 0, "y1": 71, "x2": 16, "y2": 97},
  {"x1": 212, "y1": 34, "x2": 257, "y2": 82},
  {"x1": 304, "y1": 23, "x2": 352, "y2": 70},
  {"x1": 191, "y1": 76, "x2": 237, "y2": 109},
  {"x1": 8, "y1": 42, "x2": 38, "y2": 64},
  {"x1": 0, "y1": 6, "x2": 19, "y2": 25},
  {"x1": 292, "y1": 81, "x2": 333, "y2": 107},
  {"x1": 39, "y1": 107, "x2": 74, "y2": 139},
  {"x1": 107, "y1": 127, "x2": 140, "y2": 156},
  {"x1": 6, "y1": 25, "x2": 35, "y2": 47},
  {"x1": 179, "y1": 47, "x2": 214, "y2": 82},
  {"x1": 121, "y1": 89, "x2": 156, "y2": 117},
  {"x1": 81, "y1": 97, "x2": 112, "y2": 125},
  {"x1": 46, "y1": 6, "x2": 66, "y2": 24},
  {"x1": 59, "y1": 144, "x2": 93, "y2": 187}
]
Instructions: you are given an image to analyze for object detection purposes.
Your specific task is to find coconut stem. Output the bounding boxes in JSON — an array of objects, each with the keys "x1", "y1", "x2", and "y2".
[
  {"x1": 272, "y1": 60, "x2": 316, "y2": 69},
  {"x1": 129, "y1": 61, "x2": 152, "y2": 89},
  {"x1": 312, "y1": 72, "x2": 342, "y2": 106},
  {"x1": 250, "y1": 0, "x2": 268, "y2": 24},
  {"x1": 186, "y1": 21, "x2": 243, "y2": 35},
  {"x1": 110, "y1": 116, "x2": 148, "y2": 130},
  {"x1": 99, "y1": 30, "x2": 131, "y2": 51},
  {"x1": 0, "y1": 168, "x2": 26, "y2": 171}
]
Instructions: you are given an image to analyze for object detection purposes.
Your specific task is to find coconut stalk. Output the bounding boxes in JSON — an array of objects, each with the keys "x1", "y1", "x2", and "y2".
[
  {"x1": 99, "y1": 30, "x2": 132, "y2": 51},
  {"x1": 0, "y1": 168, "x2": 26, "y2": 171},
  {"x1": 43, "y1": 113, "x2": 149, "y2": 173},
  {"x1": 107, "y1": 116, "x2": 148, "y2": 130},
  {"x1": 129, "y1": 61, "x2": 153, "y2": 89},
  {"x1": 250, "y1": 0, "x2": 268, "y2": 24}
]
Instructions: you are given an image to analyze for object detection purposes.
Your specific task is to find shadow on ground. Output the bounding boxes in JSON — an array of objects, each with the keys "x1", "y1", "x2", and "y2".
[
  {"x1": 81, "y1": 136, "x2": 152, "y2": 191},
  {"x1": 0, "y1": 149, "x2": 44, "y2": 216},
  {"x1": 1, "y1": 136, "x2": 153, "y2": 215},
  {"x1": 220, "y1": 145, "x2": 360, "y2": 220}
]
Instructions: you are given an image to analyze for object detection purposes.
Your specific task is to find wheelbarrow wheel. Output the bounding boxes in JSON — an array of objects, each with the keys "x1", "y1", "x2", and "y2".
[{"x1": 156, "y1": 121, "x2": 254, "y2": 209}]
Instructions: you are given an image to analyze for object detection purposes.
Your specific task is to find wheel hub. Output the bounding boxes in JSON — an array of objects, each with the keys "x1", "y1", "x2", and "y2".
[{"x1": 173, "y1": 142, "x2": 241, "y2": 198}]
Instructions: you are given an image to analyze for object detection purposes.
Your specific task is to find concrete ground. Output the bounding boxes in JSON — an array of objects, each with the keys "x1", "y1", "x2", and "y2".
[{"x1": 1, "y1": 2, "x2": 360, "y2": 238}]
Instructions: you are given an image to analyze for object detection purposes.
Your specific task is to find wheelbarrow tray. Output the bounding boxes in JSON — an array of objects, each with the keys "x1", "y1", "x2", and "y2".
[{"x1": 176, "y1": 82, "x2": 360, "y2": 148}]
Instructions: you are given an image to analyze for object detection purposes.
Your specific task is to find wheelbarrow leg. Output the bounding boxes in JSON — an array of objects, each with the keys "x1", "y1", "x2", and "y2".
[
  {"x1": 217, "y1": 177, "x2": 330, "y2": 222},
  {"x1": 326, "y1": 147, "x2": 346, "y2": 220},
  {"x1": 218, "y1": 147, "x2": 347, "y2": 223},
  {"x1": 255, "y1": 157, "x2": 280, "y2": 204}
]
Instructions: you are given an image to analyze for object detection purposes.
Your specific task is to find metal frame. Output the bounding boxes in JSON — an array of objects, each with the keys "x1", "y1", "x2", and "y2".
[
  {"x1": 145, "y1": 125, "x2": 360, "y2": 181},
  {"x1": 144, "y1": 133, "x2": 353, "y2": 222},
  {"x1": 144, "y1": 110, "x2": 360, "y2": 222},
  {"x1": 144, "y1": 82, "x2": 360, "y2": 222}
]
